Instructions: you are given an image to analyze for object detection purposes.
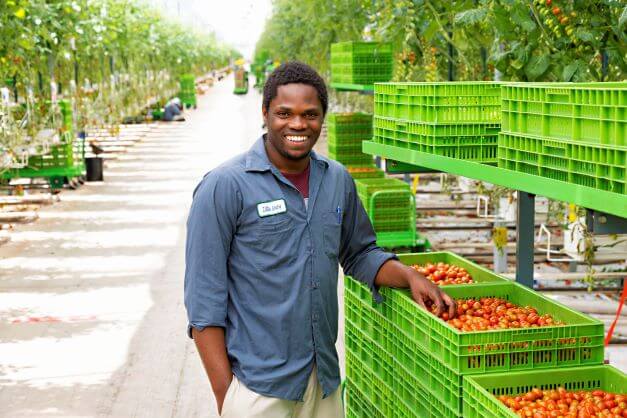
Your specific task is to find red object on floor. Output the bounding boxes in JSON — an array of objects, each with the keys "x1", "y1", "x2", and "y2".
[{"x1": 605, "y1": 278, "x2": 627, "y2": 346}]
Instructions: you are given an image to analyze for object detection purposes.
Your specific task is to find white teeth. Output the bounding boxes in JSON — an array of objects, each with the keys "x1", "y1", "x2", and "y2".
[{"x1": 286, "y1": 135, "x2": 307, "y2": 143}]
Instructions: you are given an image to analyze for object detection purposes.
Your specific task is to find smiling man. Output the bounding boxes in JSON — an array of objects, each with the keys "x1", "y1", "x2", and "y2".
[{"x1": 184, "y1": 62, "x2": 455, "y2": 418}]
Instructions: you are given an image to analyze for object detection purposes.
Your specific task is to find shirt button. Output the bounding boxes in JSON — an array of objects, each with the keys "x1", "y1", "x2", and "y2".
[{"x1": 312, "y1": 314, "x2": 318, "y2": 322}]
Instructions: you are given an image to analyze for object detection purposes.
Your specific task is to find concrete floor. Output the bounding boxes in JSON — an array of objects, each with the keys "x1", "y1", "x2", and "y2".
[{"x1": 0, "y1": 76, "x2": 264, "y2": 417}]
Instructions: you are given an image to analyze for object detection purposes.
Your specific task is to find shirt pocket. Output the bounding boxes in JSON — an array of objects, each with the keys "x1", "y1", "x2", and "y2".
[
  {"x1": 252, "y1": 214, "x2": 296, "y2": 271},
  {"x1": 323, "y1": 211, "x2": 342, "y2": 259}
]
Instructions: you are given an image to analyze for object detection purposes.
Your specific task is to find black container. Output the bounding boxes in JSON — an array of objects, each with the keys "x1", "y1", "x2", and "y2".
[{"x1": 85, "y1": 157, "x2": 104, "y2": 181}]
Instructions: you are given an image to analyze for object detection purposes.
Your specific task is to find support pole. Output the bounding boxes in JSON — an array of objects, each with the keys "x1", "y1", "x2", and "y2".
[{"x1": 516, "y1": 192, "x2": 535, "y2": 288}]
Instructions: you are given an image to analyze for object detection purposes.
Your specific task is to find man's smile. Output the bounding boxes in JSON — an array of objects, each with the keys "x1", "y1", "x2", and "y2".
[{"x1": 285, "y1": 135, "x2": 309, "y2": 143}]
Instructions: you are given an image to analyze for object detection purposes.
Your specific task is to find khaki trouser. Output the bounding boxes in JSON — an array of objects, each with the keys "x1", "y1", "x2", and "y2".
[{"x1": 220, "y1": 367, "x2": 344, "y2": 418}]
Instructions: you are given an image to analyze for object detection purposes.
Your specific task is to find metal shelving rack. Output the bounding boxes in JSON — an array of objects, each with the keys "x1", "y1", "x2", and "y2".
[{"x1": 362, "y1": 140, "x2": 627, "y2": 288}]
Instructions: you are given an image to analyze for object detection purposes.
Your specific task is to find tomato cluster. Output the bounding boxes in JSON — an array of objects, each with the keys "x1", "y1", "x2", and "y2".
[
  {"x1": 429, "y1": 297, "x2": 562, "y2": 332},
  {"x1": 411, "y1": 262, "x2": 474, "y2": 285},
  {"x1": 499, "y1": 387, "x2": 627, "y2": 418}
]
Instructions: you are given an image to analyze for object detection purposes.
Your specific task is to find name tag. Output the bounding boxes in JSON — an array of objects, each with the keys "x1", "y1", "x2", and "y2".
[{"x1": 257, "y1": 199, "x2": 287, "y2": 217}]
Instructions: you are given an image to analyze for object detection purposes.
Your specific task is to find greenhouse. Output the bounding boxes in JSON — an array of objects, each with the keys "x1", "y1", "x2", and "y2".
[{"x1": 0, "y1": 1, "x2": 625, "y2": 417}]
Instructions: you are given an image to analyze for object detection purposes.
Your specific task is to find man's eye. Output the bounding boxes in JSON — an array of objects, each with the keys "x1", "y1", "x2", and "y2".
[
  {"x1": 305, "y1": 113, "x2": 318, "y2": 119},
  {"x1": 277, "y1": 111, "x2": 289, "y2": 117}
]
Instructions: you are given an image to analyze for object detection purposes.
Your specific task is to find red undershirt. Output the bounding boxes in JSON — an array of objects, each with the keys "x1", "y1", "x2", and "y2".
[{"x1": 281, "y1": 161, "x2": 310, "y2": 201}]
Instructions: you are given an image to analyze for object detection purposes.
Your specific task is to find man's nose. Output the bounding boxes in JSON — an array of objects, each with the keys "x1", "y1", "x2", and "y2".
[{"x1": 288, "y1": 115, "x2": 307, "y2": 130}]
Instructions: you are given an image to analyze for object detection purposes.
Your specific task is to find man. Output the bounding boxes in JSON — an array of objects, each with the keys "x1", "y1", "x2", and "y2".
[
  {"x1": 162, "y1": 97, "x2": 185, "y2": 122},
  {"x1": 184, "y1": 62, "x2": 455, "y2": 418}
]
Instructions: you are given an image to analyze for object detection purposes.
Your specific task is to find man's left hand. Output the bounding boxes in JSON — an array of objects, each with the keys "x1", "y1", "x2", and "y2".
[
  {"x1": 374, "y1": 259, "x2": 456, "y2": 319},
  {"x1": 406, "y1": 269, "x2": 456, "y2": 319}
]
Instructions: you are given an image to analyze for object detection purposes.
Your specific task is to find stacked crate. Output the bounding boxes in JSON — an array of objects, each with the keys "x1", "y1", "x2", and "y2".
[
  {"x1": 327, "y1": 112, "x2": 375, "y2": 168},
  {"x1": 354, "y1": 178, "x2": 415, "y2": 248},
  {"x1": 463, "y1": 365, "x2": 627, "y2": 418},
  {"x1": 373, "y1": 82, "x2": 502, "y2": 164},
  {"x1": 344, "y1": 253, "x2": 605, "y2": 417},
  {"x1": 330, "y1": 42, "x2": 393, "y2": 86},
  {"x1": 498, "y1": 82, "x2": 626, "y2": 195},
  {"x1": 179, "y1": 74, "x2": 196, "y2": 108}
]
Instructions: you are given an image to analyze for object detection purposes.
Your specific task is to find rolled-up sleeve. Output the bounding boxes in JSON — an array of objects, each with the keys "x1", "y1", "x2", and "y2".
[
  {"x1": 338, "y1": 172, "x2": 397, "y2": 302},
  {"x1": 184, "y1": 170, "x2": 241, "y2": 337}
]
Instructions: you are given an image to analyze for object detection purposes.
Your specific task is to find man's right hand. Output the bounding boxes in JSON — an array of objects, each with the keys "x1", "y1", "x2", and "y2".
[{"x1": 191, "y1": 327, "x2": 233, "y2": 415}]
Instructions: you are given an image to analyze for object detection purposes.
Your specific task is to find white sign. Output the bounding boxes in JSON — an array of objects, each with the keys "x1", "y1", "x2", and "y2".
[{"x1": 257, "y1": 199, "x2": 287, "y2": 218}]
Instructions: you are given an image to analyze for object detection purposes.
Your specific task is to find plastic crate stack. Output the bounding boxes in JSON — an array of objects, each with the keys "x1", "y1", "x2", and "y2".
[
  {"x1": 498, "y1": 82, "x2": 626, "y2": 195},
  {"x1": 326, "y1": 113, "x2": 376, "y2": 170},
  {"x1": 179, "y1": 74, "x2": 196, "y2": 108},
  {"x1": 344, "y1": 251, "x2": 608, "y2": 418},
  {"x1": 354, "y1": 178, "x2": 415, "y2": 248},
  {"x1": 373, "y1": 82, "x2": 502, "y2": 164},
  {"x1": 330, "y1": 42, "x2": 393, "y2": 86}
]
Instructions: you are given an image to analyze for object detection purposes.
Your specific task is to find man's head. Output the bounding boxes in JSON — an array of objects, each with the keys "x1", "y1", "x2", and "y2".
[{"x1": 262, "y1": 62, "x2": 327, "y2": 168}]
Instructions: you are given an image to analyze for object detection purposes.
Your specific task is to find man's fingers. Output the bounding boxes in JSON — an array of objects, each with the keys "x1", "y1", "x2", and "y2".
[
  {"x1": 414, "y1": 293, "x2": 427, "y2": 310},
  {"x1": 432, "y1": 290, "x2": 445, "y2": 317},
  {"x1": 443, "y1": 292, "x2": 456, "y2": 318}
]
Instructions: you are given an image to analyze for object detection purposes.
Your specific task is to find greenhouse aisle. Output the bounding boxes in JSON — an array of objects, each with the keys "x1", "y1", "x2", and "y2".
[{"x1": 0, "y1": 76, "x2": 266, "y2": 417}]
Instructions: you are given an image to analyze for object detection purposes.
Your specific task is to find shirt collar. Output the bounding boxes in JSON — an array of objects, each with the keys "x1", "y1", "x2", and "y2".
[{"x1": 245, "y1": 135, "x2": 328, "y2": 172}]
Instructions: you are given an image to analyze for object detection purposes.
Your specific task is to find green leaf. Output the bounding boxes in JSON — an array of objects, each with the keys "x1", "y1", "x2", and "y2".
[
  {"x1": 454, "y1": 8, "x2": 487, "y2": 26},
  {"x1": 422, "y1": 19, "x2": 439, "y2": 41},
  {"x1": 574, "y1": 28, "x2": 594, "y2": 43},
  {"x1": 524, "y1": 54, "x2": 550, "y2": 81},
  {"x1": 619, "y1": 6, "x2": 627, "y2": 28},
  {"x1": 511, "y1": 4, "x2": 536, "y2": 32},
  {"x1": 562, "y1": 60, "x2": 581, "y2": 81}
]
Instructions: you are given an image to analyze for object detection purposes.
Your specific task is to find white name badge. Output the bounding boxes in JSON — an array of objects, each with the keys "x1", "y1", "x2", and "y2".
[{"x1": 257, "y1": 199, "x2": 287, "y2": 217}]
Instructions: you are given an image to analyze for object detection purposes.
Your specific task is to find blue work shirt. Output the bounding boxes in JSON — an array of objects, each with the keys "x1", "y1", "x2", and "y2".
[{"x1": 184, "y1": 136, "x2": 396, "y2": 401}]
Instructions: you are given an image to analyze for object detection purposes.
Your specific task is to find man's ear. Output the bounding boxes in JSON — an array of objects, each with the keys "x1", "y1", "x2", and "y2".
[{"x1": 262, "y1": 106, "x2": 268, "y2": 124}]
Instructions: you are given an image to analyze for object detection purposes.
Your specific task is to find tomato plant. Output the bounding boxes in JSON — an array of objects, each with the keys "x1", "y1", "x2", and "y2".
[{"x1": 256, "y1": 1, "x2": 626, "y2": 83}]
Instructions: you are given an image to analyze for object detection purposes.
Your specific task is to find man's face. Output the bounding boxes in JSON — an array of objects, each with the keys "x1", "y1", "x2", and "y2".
[{"x1": 263, "y1": 83, "x2": 324, "y2": 163}]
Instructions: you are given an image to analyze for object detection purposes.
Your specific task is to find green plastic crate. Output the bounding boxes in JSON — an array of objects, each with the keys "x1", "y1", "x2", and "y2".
[
  {"x1": 346, "y1": 301, "x2": 462, "y2": 417},
  {"x1": 463, "y1": 366, "x2": 627, "y2": 418},
  {"x1": 357, "y1": 181, "x2": 417, "y2": 247},
  {"x1": 179, "y1": 74, "x2": 195, "y2": 89},
  {"x1": 396, "y1": 252, "x2": 509, "y2": 284},
  {"x1": 331, "y1": 41, "x2": 393, "y2": 55},
  {"x1": 346, "y1": 278, "x2": 604, "y2": 375},
  {"x1": 374, "y1": 82, "x2": 502, "y2": 124},
  {"x1": 373, "y1": 116, "x2": 499, "y2": 163},
  {"x1": 355, "y1": 178, "x2": 411, "y2": 208},
  {"x1": 501, "y1": 82, "x2": 627, "y2": 147},
  {"x1": 327, "y1": 142, "x2": 364, "y2": 155},
  {"x1": 498, "y1": 131, "x2": 626, "y2": 195},
  {"x1": 331, "y1": 42, "x2": 393, "y2": 85},
  {"x1": 346, "y1": 349, "x2": 448, "y2": 418},
  {"x1": 327, "y1": 112, "x2": 373, "y2": 125},
  {"x1": 347, "y1": 167, "x2": 385, "y2": 179},
  {"x1": 345, "y1": 382, "x2": 385, "y2": 418},
  {"x1": 355, "y1": 177, "x2": 410, "y2": 197},
  {"x1": 328, "y1": 152, "x2": 374, "y2": 167}
]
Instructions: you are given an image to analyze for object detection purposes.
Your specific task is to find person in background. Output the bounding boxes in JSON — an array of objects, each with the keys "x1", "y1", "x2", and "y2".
[{"x1": 163, "y1": 97, "x2": 185, "y2": 122}]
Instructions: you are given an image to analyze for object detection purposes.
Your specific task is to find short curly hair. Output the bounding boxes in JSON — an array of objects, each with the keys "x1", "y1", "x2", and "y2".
[{"x1": 263, "y1": 61, "x2": 328, "y2": 115}]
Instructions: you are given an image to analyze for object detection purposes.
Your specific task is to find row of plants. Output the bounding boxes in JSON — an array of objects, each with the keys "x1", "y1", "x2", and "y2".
[
  {"x1": 1, "y1": 0, "x2": 237, "y2": 170},
  {"x1": 255, "y1": 0, "x2": 626, "y2": 83}
]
